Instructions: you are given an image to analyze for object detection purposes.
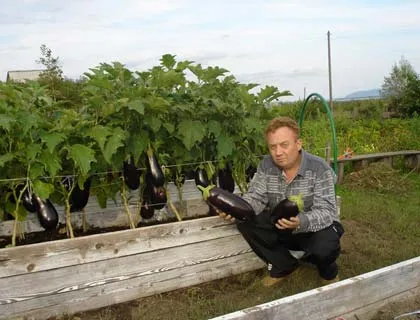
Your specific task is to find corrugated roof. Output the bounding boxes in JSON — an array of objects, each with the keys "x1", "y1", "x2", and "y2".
[{"x1": 6, "y1": 69, "x2": 45, "y2": 82}]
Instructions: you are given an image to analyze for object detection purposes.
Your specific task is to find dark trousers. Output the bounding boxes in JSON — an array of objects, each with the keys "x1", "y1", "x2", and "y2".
[{"x1": 236, "y1": 210, "x2": 344, "y2": 280}]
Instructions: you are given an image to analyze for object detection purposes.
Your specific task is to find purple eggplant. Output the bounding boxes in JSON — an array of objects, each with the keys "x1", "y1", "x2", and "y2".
[
  {"x1": 62, "y1": 177, "x2": 91, "y2": 212},
  {"x1": 194, "y1": 168, "x2": 210, "y2": 188},
  {"x1": 245, "y1": 166, "x2": 257, "y2": 183},
  {"x1": 140, "y1": 200, "x2": 155, "y2": 219},
  {"x1": 204, "y1": 187, "x2": 255, "y2": 221},
  {"x1": 33, "y1": 195, "x2": 59, "y2": 230},
  {"x1": 15, "y1": 185, "x2": 37, "y2": 213},
  {"x1": 270, "y1": 195, "x2": 303, "y2": 225},
  {"x1": 144, "y1": 173, "x2": 167, "y2": 210},
  {"x1": 146, "y1": 147, "x2": 165, "y2": 187},
  {"x1": 218, "y1": 163, "x2": 235, "y2": 193},
  {"x1": 123, "y1": 156, "x2": 140, "y2": 190}
]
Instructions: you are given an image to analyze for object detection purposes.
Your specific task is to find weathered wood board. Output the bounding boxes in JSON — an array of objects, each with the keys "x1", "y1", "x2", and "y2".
[
  {"x1": 211, "y1": 256, "x2": 420, "y2": 320},
  {"x1": 0, "y1": 216, "x2": 265, "y2": 319}
]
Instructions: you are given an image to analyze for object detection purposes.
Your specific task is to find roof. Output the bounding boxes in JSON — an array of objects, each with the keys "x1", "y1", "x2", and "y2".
[{"x1": 6, "y1": 69, "x2": 45, "y2": 83}]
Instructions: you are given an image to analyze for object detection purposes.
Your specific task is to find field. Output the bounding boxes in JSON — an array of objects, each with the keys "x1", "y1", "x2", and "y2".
[{"x1": 48, "y1": 162, "x2": 420, "y2": 320}]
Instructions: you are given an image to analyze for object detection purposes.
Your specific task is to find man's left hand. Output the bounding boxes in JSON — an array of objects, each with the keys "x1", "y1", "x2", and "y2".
[{"x1": 275, "y1": 216, "x2": 300, "y2": 230}]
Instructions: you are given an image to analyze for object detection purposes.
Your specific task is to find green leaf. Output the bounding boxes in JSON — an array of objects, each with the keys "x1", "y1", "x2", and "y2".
[
  {"x1": 160, "y1": 54, "x2": 176, "y2": 70},
  {"x1": 217, "y1": 132, "x2": 235, "y2": 158},
  {"x1": 208, "y1": 120, "x2": 222, "y2": 137},
  {"x1": 145, "y1": 116, "x2": 162, "y2": 133},
  {"x1": 25, "y1": 143, "x2": 42, "y2": 162},
  {"x1": 103, "y1": 128, "x2": 126, "y2": 164},
  {"x1": 38, "y1": 150, "x2": 62, "y2": 178},
  {"x1": 146, "y1": 96, "x2": 170, "y2": 111},
  {"x1": 88, "y1": 125, "x2": 112, "y2": 152},
  {"x1": 5, "y1": 203, "x2": 28, "y2": 221},
  {"x1": 32, "y1": 180, "x2": 55, "y2": 200},
  {"x1": 40, "y1": 132, "x2": 66, "y2": 154},
  {"x1": 0, "y1": 115, "x2": 15, "y2": 131},
  {"x1": 163, "y1": 122, "x2": 175, "y2": 134},
  {"x1": 29, "y1": 163, "x2": 45, "y2": 180},
  {"x1": 178, "y1": 120, "x2": 206, "y2": 150},
  {"x1": 0, "y1": 153, "x2": 15, "y2": 168},
  {"x1": 126, "y1": 99, "x2": 145, "y2": 115},
  {"x1": 127, "y1": 131, "x2": 149, "y2": 161},
  {"x1": 67, "y1": 144, "x2": 97, "y2": 176}
]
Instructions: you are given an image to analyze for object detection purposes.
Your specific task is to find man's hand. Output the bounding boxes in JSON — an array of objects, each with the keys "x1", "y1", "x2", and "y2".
[
  {"x1": 275, "y1": 216, "x2": 300, "y2": 230},
  {"x1": 218, "y1": 211, "x2": 236, "y2": 223}
]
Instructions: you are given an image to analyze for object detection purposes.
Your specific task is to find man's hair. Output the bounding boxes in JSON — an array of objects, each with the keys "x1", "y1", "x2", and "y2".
[{"x1": 264, "y1": 117, "x2": 300, "y2": 139}]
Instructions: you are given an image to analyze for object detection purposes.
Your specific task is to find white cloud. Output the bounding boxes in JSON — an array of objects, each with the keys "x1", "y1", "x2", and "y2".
[{"x1": 1, "y1": 0, "x2": 420, "y2": 99}]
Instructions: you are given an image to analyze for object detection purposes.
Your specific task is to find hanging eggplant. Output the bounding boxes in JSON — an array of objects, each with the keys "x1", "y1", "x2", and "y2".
[
  {"x1": 194, "y1": 168, "x2": 210, "y2": 188},
  {"x1": 146, "y1": 146, "x2": 165, "y2": 187},
  {"x1": 15, "y1": 185, "x2": 37, "y2": 213},
  {"x1": 245, "y1": 165, "x2": 257, "y2": 183},
  {"x1": 198, "y1": 185, "x2": 255, "y2": 221},
  {"x1": 123, "y1": 156, "x2": 141, "y2": 190},
  {"x1": 140, "y1": 200, "x2": 155, "y2": 219},
  {"x1": 218, "y1": 163, "x2": 235, "y2": 193},
  {"x1": 143, "y1": 172, "x2": 167, "y2": 210},
  {"x1": 270, "y1": 194, "x2": 303, "y2": 225},
  {"x1": 33, "y1": 195, "x2": 59, "y2": 231},
  {"x1": 62, "y1": 176, "x2": 91, "y2": 212}
]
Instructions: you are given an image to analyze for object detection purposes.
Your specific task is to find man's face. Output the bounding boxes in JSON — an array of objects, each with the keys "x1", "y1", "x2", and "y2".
[{"x1": 266, "y1": 127, "x2": 302, "y2": 169}]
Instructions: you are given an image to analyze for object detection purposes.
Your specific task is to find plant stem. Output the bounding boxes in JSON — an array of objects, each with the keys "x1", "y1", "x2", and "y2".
[
  {"x1": 82, "y1": 208, "x2": 88, "y2": 232},
  {"x1": 12, "y1": 213, "x2": 18, "y2": 247},
  {"x1": 176, "y1": 182, "x2": 185, "y2": 217},
  {"x1": 165, "y1": 186, "x2": 182, "y2": 222},
  {"x1": 121, "y1": 182, "x2": 136, "y2": 229},
  {"x1": 65, "y1": 199, "x2": 74, "y2": 238}
]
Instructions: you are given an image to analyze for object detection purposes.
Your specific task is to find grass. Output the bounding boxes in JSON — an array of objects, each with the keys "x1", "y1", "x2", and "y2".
[{"x1": 51, "y1": 163, "x2": 420, "y2": 320}]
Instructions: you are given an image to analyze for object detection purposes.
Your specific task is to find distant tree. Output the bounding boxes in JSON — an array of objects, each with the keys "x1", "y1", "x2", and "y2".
[
  {"x1": 381, "y1": 57, "x2": 420, "y2": 116},
  {"x1": 36, "y1": 44, "x2": 64, "y2": 100}
]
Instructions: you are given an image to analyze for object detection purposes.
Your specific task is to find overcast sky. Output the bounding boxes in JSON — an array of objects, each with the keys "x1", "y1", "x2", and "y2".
[{"x1": 1, "y1": 0, "x2": 420, "y2": 100}]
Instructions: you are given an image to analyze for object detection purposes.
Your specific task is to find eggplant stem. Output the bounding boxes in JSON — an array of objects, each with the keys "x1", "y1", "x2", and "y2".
[{"x1": 197, "y1": 185, "x2": 215, "y2": 201}]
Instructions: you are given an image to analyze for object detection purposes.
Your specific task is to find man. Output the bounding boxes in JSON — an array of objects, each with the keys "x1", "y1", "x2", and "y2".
[{"x1": 220, "y1": 116, "x2": 344, "y2": 287}]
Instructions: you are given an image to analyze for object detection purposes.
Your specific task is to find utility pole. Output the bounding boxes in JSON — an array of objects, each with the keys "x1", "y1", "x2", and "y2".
[
  {"x1": 303, "y1": 86, "x2": 306, "y2": 100},
  {"x1": 327, "y1": 30, "x2": 333, "y2": 112}
]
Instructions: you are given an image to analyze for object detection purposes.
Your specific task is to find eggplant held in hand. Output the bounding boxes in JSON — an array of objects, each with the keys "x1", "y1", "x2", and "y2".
[
  {"x1": 197, "y1": 185, "x2": 255, "y2": 221},
  {"x1": 270, "y1": 194, "x2": 303, "y2": 225}
]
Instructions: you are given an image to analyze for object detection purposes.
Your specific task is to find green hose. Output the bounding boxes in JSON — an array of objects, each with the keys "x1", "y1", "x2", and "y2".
[{"x1": 298, "y1": 93, "x2": 338, "y2": 180}]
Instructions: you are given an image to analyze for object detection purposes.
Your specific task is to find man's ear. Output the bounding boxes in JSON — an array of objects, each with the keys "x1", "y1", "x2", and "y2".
[{"x1": 296, "y1": 138, "x2": 303, "y2": 151}]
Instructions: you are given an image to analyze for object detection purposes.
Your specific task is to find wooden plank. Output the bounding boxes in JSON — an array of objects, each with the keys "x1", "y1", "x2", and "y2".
[
  {"x1": 0, "y1": 216, "x2": 235, "y2": 278},
  {"x1": 2, "y1": 252, "x2": 264, "y2": 320},
  {"x1": 0, "y1": 235, "x2": 265, "y2": 319},
  {"x1": 335, "y1": 286, "x2": 420, "y2": 320},
  {"x1": 0, "y1": 234, "x2": 251, "y2": 302},
  {"x1": 336, "y1": 150, "x2": 420, "y2": 163},
  {"x1": 210, "y1": 256, "x2": 420, "y2": 320}
]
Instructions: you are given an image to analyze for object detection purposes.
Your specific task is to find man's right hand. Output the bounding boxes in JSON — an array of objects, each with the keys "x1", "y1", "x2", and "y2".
[{"x1": 218, "y1": 211, "x2": 236, "y2": 223}]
